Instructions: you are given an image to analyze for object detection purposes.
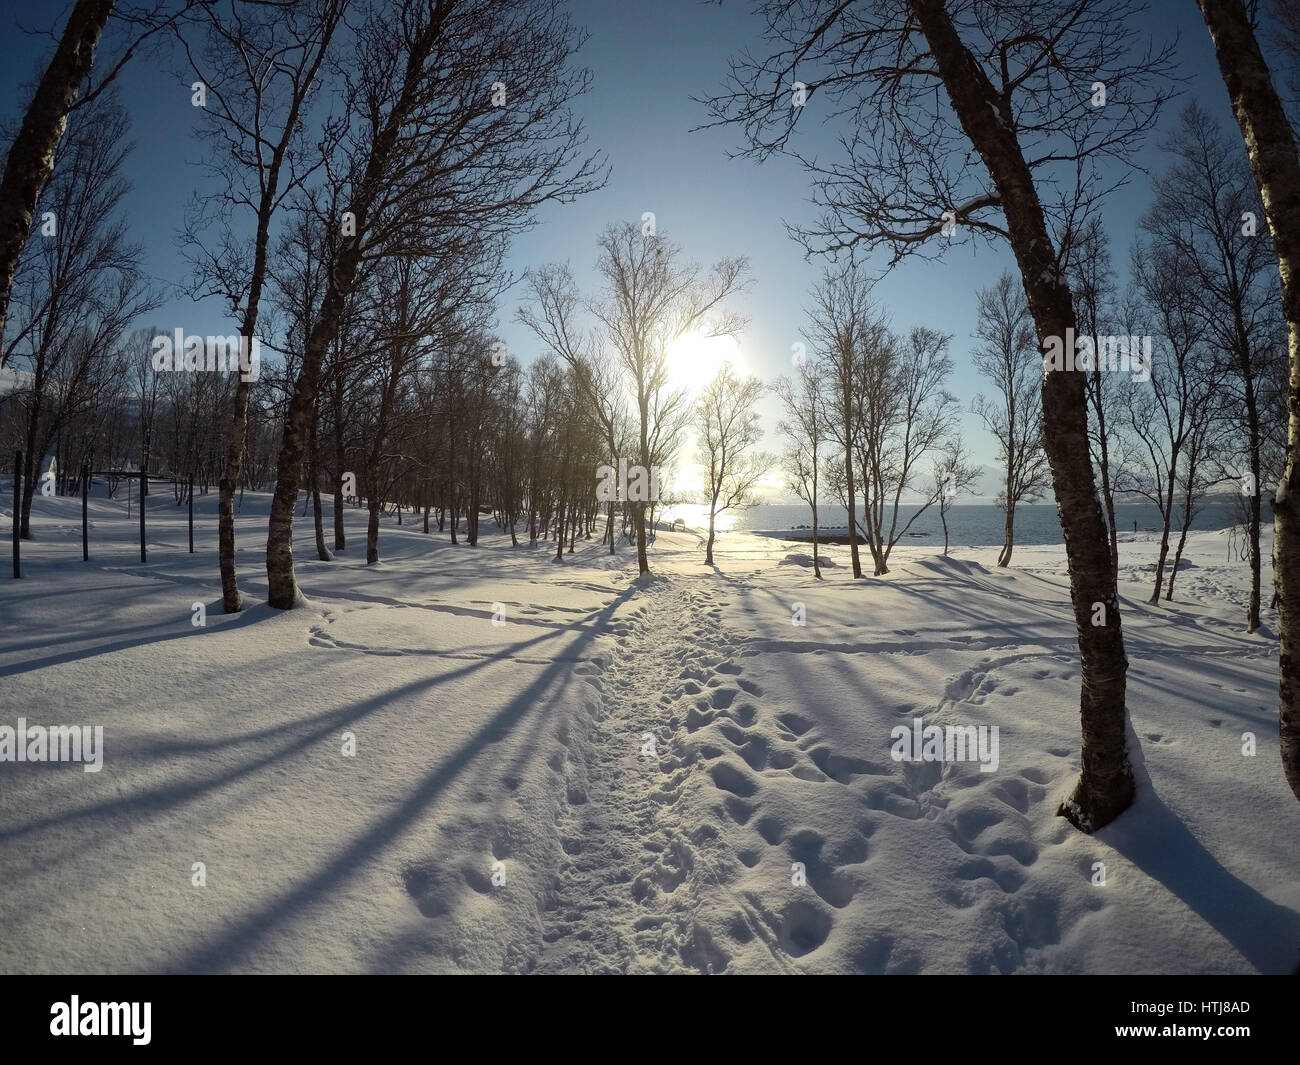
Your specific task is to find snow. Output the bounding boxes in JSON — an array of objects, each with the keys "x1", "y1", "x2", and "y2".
[{"x1": 0, "y1": 485, "x2": 1296, "y2": 973}]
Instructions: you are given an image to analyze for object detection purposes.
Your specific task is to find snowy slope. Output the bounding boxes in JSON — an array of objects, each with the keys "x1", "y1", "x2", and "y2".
[{"x1": 0, "y1": 485, "x2": 1296, "y2": 973}]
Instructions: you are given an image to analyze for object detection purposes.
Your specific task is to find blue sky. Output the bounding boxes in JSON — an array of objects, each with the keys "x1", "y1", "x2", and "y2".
[{"x1": 0, "y1": 0, "x2": 1251, "y2": 498}]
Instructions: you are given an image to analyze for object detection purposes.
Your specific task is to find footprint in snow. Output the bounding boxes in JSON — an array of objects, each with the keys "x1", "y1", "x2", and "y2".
[
  {"x1": 776, "y1": 712, "x2": 813, "y2": 737},
  {"x1": 709, "y1": 761, "x2": 758, "y2": 798}
]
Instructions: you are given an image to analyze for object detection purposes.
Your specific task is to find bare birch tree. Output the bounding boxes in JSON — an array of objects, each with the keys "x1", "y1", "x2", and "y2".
[
  {"x1": 589, "y1": 222, "x2": 749, "y2": 574},
  {"x1": 804, "y1": 263, "x2": 876, "y2": 578},
  {"x1": 0, "y1": 0, "x2": 117, "y2": 343},
  {"x1": 695, "y1": 362, "x2": 771, "y2": 566},
  {"x1": 1127, "y1": 242, "x2": 1225, "y2": 604},
  {"x1": 932, "y1": 438, "x2": 980, "y2": 556},
  {"x1": 1198, "y1": 0, "x2": 1300, "y2": 801},
  {"x1": 972, "y1": 273, "x2": 1049, "y2": 567},
  {"x1": 854, "y1": 323, "x2": 958, "y2": 575},
  {"x1": 263, "y1": 0, "x2": 605, "y2": 608},
  {"x1": 177, "y1": 0, "x2": 347, "y2": 611},
  {"x1": 4, "y1": 87, "x2": 156, "y2": 538},
  {"x1": 1141, "y1": 101, "x2": 1286, "y2": 631},
  {"x1": 705, "y1": 0, "x2": 1179, "y2": 830},
  {"x1": 775, "y1": 356, "x2": 827, "y2": 578}
]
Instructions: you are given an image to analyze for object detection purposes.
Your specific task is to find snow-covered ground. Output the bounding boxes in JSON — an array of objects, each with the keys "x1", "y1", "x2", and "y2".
[{"x1": 1, "y1": 486, "x2": 1297, "y2": 973}]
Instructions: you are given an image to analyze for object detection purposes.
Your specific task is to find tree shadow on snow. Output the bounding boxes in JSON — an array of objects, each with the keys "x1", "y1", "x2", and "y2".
[
  {"x1": 154, "y1": 584, "x2": 640, "y2": 973},
  {"x1": 1100, "y1": 726, "x2": 1300, "y2": 974}
]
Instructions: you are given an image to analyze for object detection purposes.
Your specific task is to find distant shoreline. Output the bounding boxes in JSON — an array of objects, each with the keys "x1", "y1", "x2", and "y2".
[
  {"x1": 657, "y1": 499, "x2": 1249, "y2": 548},
  {"x1": 753, "y1": 528, "x2": 921, "y2": 545},
  {"x1": 749, "y1": 525, "x2": 1198, "y2": 544}
]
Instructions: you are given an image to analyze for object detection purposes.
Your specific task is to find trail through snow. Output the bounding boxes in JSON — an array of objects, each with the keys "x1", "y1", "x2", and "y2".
[
  {"x1": 2, "y1": 487, "x2": 1297, "y2": 974},
  {"x1": 535, "y1": 576, "x2": 749, "y2": 973}
]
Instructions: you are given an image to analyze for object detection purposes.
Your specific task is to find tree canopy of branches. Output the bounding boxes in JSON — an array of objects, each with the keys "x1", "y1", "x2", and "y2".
[{"x1": 262, "y1": 0, "x2": 607, "y2": 608}]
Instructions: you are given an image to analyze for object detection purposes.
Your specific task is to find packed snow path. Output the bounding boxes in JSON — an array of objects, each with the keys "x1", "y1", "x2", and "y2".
[
  {"x1": 1, "y1": 489, "x2": 1298, "y2": 973},
  {"x1": 534, "y1": 576, "x2": 748, "y2": 973},
  {"x1": 537, "y1": 560, "x2": 1296, "y2": 974}
]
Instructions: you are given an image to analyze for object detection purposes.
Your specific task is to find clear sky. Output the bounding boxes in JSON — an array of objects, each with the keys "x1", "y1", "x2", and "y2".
[{"x1": 0, "y1": 0, "x2": 1251, "y2": 500}]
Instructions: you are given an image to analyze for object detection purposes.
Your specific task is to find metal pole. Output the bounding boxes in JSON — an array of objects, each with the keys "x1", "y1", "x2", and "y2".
[
  {"x1": 12, "y1": 450, "x2": 21, "y2": 579},
  {"x1": 188, "y1": 472, "x2": 194, "y2": 553},
  {"x1": 139, "y1": 468, "x2": 146, "y2": 564},
  {"x1": 82, "y1": 462, "x2": 89, "y2": 562},
  {"x1": 139, "y1": 430, "x2": 149, "y2": 564}
]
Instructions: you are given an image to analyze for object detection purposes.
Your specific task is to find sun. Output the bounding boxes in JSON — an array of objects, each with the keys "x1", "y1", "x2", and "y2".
[{"x1": 664, "y1": 330, "x2": 742, "y2": 391}]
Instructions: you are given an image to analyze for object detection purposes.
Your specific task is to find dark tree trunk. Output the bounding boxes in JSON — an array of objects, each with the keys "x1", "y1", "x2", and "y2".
[
  {"x1": 1166, "y1": 504, "x2": 1193, "y2": 601},
  {"x1": 1151, "y1": 469, "x2": 1178, "y2": 604},
  {"x1": 309, "y1": 414, "x2": 330, "y2": 562},
  {"x1": 0, "y1": 0, "x2": 114, "y2": 340},
  {"x1": 705, "y1": 497, "x2": 718, "y2": 566},
  {"x1": 913, "y1": 0, "x2": 1133, "y2": 830},
  {"x1": 635, "y1": 418, "x2": 650, "y2": 574},
  {"x1": 841, "y1": 383, "x2": 862, "y2": 579},
  {"x1": 332, "y1": 383, "x2": 346, "y2": 551},
  {"x1": 811, "y1": 482, "x2": 821, "y2": 580},
  {"x1": 265, "y1": 31, "x2": 433, "y2": 608},
  {"x1": 19, "y1": 395, "x2": 40, "y2": 539},
  {"x1": 367, "y1": 493, "x2": 381, "y2": 564},
  {"x1": 1244, "y1": 376, "x2": 1262, "y2": 632},
  {"x1": 997, "y1": 491, "x2": 1015, "y2": 567},
  {"x1": 1198, "y1": 0, "x2": 1300, "y2": 801},
  {"x1": 1091, "y1": 364, "x2": 1121, "y2": 582}
]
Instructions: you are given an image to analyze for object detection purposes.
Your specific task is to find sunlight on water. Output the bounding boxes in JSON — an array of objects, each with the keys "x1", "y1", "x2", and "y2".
[{"x1": 659, "y1": 503, "x2": 737, "y2": 533}]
